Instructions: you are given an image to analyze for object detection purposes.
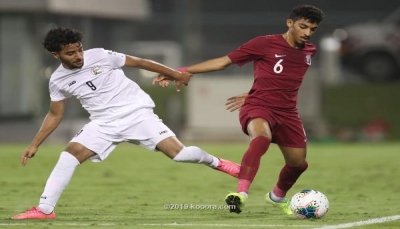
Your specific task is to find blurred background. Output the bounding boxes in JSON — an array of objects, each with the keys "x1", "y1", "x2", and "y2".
[{"x1": 0, "y1": 0, "x2": 399, "y2": 143}]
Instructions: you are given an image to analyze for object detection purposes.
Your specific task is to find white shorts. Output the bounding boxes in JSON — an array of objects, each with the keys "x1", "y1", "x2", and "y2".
[{"x1": 70, "y1": 110, "x2": 175, "y2": 162}]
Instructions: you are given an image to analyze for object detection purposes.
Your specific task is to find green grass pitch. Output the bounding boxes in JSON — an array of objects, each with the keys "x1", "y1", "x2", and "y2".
[{"x1": 0, "y1": 142, "x2": 399, "y2": 228}]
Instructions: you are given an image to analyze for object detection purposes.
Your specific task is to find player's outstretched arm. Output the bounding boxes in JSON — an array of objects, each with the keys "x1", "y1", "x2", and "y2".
[
  {"x1": 152, "y1": 56, "x2": 233, "y2": 88},
  {"x1": 125, "y1": 55, "x2": 192, "y2": 91},
  {"x1": 21, "y1": 100, "x2": 66, "y2": 166},
  {"x1": 186, "y1": 56, "x2": 233, "y2": 74},
  {"x1": 225, "y1": 93, "x2": 248, "y2": 112}
]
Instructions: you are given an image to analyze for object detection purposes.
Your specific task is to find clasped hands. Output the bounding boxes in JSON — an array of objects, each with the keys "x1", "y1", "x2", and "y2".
[
  {"x1": 152, "y1": 68, "x2": 248, "y2": 111},
  {"x1": 152, "y1": 68, "x2": 191, "y2": 92}
]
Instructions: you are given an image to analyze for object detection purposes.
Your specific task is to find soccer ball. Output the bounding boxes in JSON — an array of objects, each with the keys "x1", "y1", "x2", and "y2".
[{"x1": 290, "y1": 189, "x2": 329, "y2": 219}]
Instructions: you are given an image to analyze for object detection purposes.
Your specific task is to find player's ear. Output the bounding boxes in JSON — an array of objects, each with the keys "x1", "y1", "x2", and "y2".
[
  {"x1": 286, "y1": 19, "x2": 294, "y2": 28},
  {"x1": 51, "y1": 52, "x2": 59, "y2": 60}
]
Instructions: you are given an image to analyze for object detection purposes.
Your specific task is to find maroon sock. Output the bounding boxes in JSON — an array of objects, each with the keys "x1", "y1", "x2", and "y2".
[
  {"x1": 273, "y1": 162, "x2": 308, "y2": 197},
  {"x1": 237, "y1": 136, "x2": 271, "y2": 193}
]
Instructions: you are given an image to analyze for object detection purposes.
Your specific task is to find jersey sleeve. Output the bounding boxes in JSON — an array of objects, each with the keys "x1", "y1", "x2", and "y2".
[
  {"x1": 105, "y1": 49, "x2": 126, "y2": 68},
  {"x1": 49, "y1": 81, "x2": 71, "y2": 101},
  {"x1": 227, "y1": 36, "x2": 267, "y2": 66}
]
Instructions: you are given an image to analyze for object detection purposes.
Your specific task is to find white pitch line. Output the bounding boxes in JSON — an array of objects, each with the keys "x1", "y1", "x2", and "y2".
[
  {"x1": 142, "y1": 223, "x2": 318, "y2": 227},
  {"x1": 0, "y1": 223, "x2": 115, "y2": 226},
  {"x1": 313, "y1": 215, "x2": 400, "y2": 229},
  {"x1": 3, "y1": 215, "x2": 399, "y2": 228}
]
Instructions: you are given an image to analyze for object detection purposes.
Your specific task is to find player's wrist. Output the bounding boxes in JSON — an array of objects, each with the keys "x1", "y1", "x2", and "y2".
[{"x1": 176, "y1": 67, "x2": 188, "y2": 72}]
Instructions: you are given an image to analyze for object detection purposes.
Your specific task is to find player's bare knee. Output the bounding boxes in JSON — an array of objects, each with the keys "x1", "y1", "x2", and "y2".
[
  {"x1": 162, "y1": 147, "x2": 182, "y2": 159},
  {"x1": 157, "y1": 136, "x2": 185, "y2": 159},
  {"x1": 287, "y1": 159, "x2": 308, "y2": 168},
  {"x1": 299, "y1": 161, "x2": 308, "y2": 170},
  {"x1": 261, "y1": 134, "x2": 272, "y2": 140},
  {"x1": 249, "y1": 133, "x2": 272, "y2": 141},
  {"x1": 294, "y1": 161, "x2": 308, "y2": 170},
  {"x1": 64, "y1": 143, "x2": 94, "y2": 163}
]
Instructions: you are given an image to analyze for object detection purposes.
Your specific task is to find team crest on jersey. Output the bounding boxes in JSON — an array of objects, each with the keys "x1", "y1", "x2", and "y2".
[
  {"x1": 305, "y1": 55, "x2": 312, "y2": 65},
  {"x1": 91, "y1": 66, "x2": 104, "y2": 76}
]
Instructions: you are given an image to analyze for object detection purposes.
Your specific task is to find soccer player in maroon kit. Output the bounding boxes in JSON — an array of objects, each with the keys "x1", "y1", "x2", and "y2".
[{"x1": 153, "y1": 5, "x2": 324, "y2": 214}]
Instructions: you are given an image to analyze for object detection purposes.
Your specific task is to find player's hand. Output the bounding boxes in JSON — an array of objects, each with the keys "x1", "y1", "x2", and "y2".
[
  {"x1": 21, "y1": 145, "x2": 38, "y2": 166},
  {"x1": 152, "y1": 74, "x2": 180, "y2": 91},
  {"x1": 225, "y1": 93, "x2": 248, "y2": 112},
  {"x1": 174, "y1": 72, "x2": 192, "y2": 91},
  {"x1": 153, "y1": 72, "x2": 193, "y2": 92},
  {"x1": 152, "y1": 74, "x2": 173, "y2": 87}
]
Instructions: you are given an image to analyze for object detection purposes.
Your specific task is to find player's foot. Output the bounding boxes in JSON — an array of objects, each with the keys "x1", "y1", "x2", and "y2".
[
  {"x1": 215, "y1": 159, "x2": 240, "y2": 178},
  {"x1": 12, "y1": 207, "x2": 56, "y2": 220},
  {"x1": 225, "y1": 192, "x2": 246, "y2": 214},
  {"x1": 265, "y1": 192, "x2": 293, "y2": 215}
]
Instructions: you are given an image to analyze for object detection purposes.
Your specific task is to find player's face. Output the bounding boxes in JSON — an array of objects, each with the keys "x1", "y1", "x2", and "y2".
[
  {"x1": 52, "y1": 42, "x2": 84, "y2": 69},
  {"x1": 287, "y1": 18, "x2": 319, "y2": 48}
]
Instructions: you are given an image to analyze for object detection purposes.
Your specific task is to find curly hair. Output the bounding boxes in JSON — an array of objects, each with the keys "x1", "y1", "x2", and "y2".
[
  {"x1": 42, "y1": 27, "x2": 84, "y2": 52},
  {"x1": 290, "y1": 5, "x2": 324, "y2": 24}
]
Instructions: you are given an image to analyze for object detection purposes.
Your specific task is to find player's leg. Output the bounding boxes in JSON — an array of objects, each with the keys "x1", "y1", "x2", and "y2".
[
  {"x1": 272, "y1": 146, "x2": 308, "y2": 199},
  {"x1": 156, "y1": 136, "x2": 240, "y2": 178},
  {"x1": 265, "y1": 146, "x2": 307, "y2": 215},
  {"x1": 225, "y1": 117, "x2": 272, "y2": 213},
  {"x1": 128, "y1": 116, "x2": 240, "y2": 178},
  {"x1": 265, "y1": 114, "x2": 308, "y2": 215},
  {"x1": 238, "y1": 118, "x2": 272, "y2": 194},
  {"x1": 12, "y1": 122, "x2": 117, "y2": 220},
  {"x1": 12, "y1": 143, "x2": 94, "y2": 220},
  {"x1": 37, "y1": 143, "x2": 95, "y2": 213},
  {"x1": 157, "y1": 136, "x2": 216, "y2": 164}
]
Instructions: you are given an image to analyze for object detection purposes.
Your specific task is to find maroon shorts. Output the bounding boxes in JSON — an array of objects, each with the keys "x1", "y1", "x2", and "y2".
[{"x1": 239, "y1": 104, "x2": 307, "y2": 148}]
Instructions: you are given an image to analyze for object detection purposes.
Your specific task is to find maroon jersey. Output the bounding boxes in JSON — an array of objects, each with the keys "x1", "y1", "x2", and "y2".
[{"x1": 228, "y1": 34, "x2": 316, "y2": 111}]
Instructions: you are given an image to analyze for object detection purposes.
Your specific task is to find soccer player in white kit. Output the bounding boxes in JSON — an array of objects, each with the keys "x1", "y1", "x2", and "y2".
[{"x1": 12, "y1": 27, "x2": 240, "y2": 220}]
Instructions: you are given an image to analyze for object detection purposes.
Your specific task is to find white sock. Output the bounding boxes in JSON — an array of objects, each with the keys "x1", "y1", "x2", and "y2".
[
  {"x1": 270, "y1": 191, "x2": 285, "y2": 202},
  {"x1": 38, "y1": 151, "x2": 80, "y2": 214},
  {"x1": 172, "y1": 146, "x2": 219, "y2": 168}
]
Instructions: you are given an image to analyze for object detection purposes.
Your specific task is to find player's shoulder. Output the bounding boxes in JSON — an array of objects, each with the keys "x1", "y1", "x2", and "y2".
[
  {"x1": 249, "y1": 34, "x2": 278, "y2": 42},
  {"x1": 84, "y1": 48, "x2": 107, "y2": 58},
  {"x1": 88, "y1": 48, "x2": 126, "y2": 60},
  {"x1": 84, "y1": 48, "x2": 120, "y2": 65},
  {"x1": 304, "y1": 42, "x2": 316, "y2": 49},
  {"x1": 257, "y1": 34, "x2": 282, "y2": 41},
  {"x1": 249, "y1": 34, "x2": 283, "y2": 46},
  {"x1": 49, "y1": 64, "x2": 66, "y2": 79},
  {"x1": 264, "y1": 34, "x2": 281, "y2": 40},
  {"x1": 303, "y1": 42, "x2": 317, "y2": 53}
]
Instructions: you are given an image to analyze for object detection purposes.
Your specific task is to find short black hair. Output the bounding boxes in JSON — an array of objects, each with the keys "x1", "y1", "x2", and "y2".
[
  {"x1": 42, "y1": 27, "x2": 84, "y2": 52},
  {"x1": 290, "y1": 5, "x2": 324, "y2": 24}
]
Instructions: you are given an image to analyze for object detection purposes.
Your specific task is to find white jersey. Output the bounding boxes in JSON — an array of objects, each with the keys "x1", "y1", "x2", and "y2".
[{"x1": 49, "y1": 48, "x2": 155, "y2": 123}]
